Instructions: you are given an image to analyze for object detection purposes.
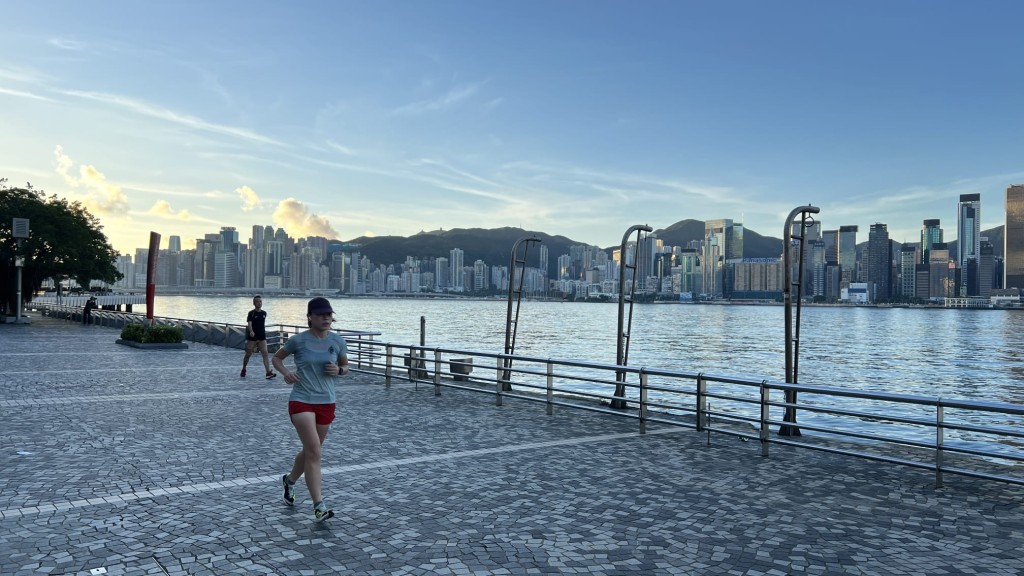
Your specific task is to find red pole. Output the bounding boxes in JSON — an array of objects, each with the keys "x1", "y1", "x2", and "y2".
[{"x1": 146, "y1": 232, "x2": 160, "y2": 325}]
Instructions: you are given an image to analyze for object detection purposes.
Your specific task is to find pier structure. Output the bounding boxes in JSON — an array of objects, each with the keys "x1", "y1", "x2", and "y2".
[{"x1": 1, "y1": 314, "x2": 1023, "y2": 575}]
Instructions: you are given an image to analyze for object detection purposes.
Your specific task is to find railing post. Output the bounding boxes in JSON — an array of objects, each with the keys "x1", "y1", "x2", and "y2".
[
  {"x1": 696, "y1": 372, "x2": 707, "y2": 431},
  {"x1": 496, "y1": 357, "x2": 503, "y2": 407},
  {"x1": 224, "y1": 324, "x2": 230, "y2": 348},
  {"x1": 433, "y1": 349, "x2": 441, "y2": 396},
  {"x1": 936, "y1": 402, "x2": 945, "y2": 489},
  {"x1": 639, "y1": 370, "x2": 648, "y2": 435},
  {"x1": 546, "y1": 360, "x2": 554, "y2": 415},
  {"x1": 760, "y1": 380, "x2": 770, "y2": 457},
  {"x1": 385, "y1": 344, "x2": 393, "y2": 388}
]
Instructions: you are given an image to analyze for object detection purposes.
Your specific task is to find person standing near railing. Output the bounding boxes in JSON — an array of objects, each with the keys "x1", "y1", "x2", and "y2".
[
  {"x1": 82, "y1": 296, "x2": 97, "y2": 325},
  {"x1": 272, "y1": 296, "x2": 349, "y2": 523},
  {"x1": 241, "y1": 295, "x2": 275, "y2": 379}
]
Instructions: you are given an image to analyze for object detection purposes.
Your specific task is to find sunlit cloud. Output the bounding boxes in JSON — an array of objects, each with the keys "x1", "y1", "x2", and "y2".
[
  {"x1": 272, "y1": 198, "x2": 339, "y2": 239},
  {"x1": 148, "y1": 199, "x2": 193, "y2": 221},
  {"x1": 53, "y1": 145, "x2": 131, "y2": 217},
  {"x1": 236, "y1": 185, "x2": 262, "y2": 212},
  {"x1": 59, "y1": 90, "x2": 285, "y2": 146}
]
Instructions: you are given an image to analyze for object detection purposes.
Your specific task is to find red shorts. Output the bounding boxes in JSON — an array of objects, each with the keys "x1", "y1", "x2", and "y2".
[{"x1": 288, "y1": 401, "x2": 336, "y2": 425}]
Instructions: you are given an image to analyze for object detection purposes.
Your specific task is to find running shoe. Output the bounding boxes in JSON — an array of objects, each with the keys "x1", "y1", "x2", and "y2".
[
  {"x1": 313, "y1": 502, "x2": 334, "y2": 523},
  {"x1": 282, "y1": 474, "x2": 295, "y2": 506},
  {"x1": 240, "y1": 368, "x2": 247, "y2": 377},
  {"x1": 266, "y1": 371, "x2": 276, "y2": 379}
]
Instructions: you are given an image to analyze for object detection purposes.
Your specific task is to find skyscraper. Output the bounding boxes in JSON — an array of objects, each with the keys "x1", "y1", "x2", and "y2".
[
  {"x1": 867, "y1": 223, "x2": 891, "y2": 301},
  {"x1": 957, "y1": 193, "x2": 981, "y2": 295},
  {"x1": 1005, "y1": 185, "x2": 1024, "y2": 289},
  {"x1": 899, "y1": 245, "x2": 917, "y2": 300},
  {"x1": 920, "y1": 219, "x2": 942, "y2": 265},
  {"x1": 838, "y1": 225, "x2": 858, "y2": 288},
  {"x1": 450, "y1": 248, "x2": 465, "y2": 291}
]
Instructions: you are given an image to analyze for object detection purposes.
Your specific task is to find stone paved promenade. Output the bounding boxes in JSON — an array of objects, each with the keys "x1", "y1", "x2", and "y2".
[{"x1": 2, "y1": 315, "x2": 1023, "y2": 575}]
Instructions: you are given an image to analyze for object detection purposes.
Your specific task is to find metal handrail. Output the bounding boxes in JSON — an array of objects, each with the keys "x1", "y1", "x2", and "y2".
[{"x1": 361, "y1": 340, "x2": 1024, "y2": 488}]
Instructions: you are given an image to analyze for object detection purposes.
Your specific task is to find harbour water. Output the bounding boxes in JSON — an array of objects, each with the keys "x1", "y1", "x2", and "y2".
[{"x1": 146, "y1": 294, "x2": 1024, "y2": 406}]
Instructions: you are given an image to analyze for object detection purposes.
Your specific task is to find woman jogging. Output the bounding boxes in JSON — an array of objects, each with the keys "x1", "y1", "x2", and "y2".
[{"x1": 272, "y1": 296, "x2": 349, "y2": 523}]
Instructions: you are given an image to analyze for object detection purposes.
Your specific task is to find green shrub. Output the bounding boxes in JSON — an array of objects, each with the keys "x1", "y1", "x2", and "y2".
[
  {"x1": 119, "y1": 323, "x2": 183, "y2": 343},
  {"x1": 145, "y1": 325, "x2": 183, "y2": 343},
  {"x1": 120, "y1": 323, "x2": 146, "y2": 342}
]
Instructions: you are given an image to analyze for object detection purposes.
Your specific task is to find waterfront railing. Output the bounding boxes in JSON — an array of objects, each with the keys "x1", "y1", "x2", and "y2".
[
  {"x1": 36, "y1": 302, "x2": 1024, "y2": 488},
  {"x1": 361, "y1": 343, "x2": 1024, "y2": 489}
]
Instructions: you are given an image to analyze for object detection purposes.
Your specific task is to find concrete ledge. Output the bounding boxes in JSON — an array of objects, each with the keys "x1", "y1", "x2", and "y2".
[{"x1": 115, "y1": 339, "x2": 188, "y2": 350}]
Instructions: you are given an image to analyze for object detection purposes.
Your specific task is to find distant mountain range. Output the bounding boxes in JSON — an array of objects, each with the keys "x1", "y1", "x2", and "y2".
[
  {"x1": 343, "y1": 220, "x2": 1005, "y2": 278},
  {"x1": 342, "y1": 220, "x2": 785, "y2": 278}
]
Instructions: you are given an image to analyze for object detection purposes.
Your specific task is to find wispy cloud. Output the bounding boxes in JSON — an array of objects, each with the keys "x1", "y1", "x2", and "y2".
[
  {"x1": 60, "y1": 90, "x2": 285, "y2": 146},
  {"x1": 0, "y1": 86, "x2": 52, "y2": 101},
  {"x1": 49, "y1": 37, "x2": 90, "y2": 51},
  {"x1": 391, "y1": 82, "x2": 485, "y2": 116},
  {"x1": 325, "y1": 140, "x2": 356, "y2": 156}
]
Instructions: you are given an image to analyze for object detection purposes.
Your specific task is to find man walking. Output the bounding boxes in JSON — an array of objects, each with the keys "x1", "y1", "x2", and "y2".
[{"x1": 241, "y1": 295, "x2": 276, "y2": 379}]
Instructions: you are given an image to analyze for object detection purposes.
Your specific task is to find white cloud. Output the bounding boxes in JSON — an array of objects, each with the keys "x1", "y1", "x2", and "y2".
[
  {"x1": 60, "y1": 90, "x2": 285, "y2": 146},
  {"x1": 0, "y1": 86, "x2": 52, "y2": 101},
  {"x1": 272, "y1": 198, "x2": 339, "y2": 239},
  {"x1": 236, "y1": 185, "x2": 262, "y2": 212},
  {"x1": 53, "y1": 145, "x2": 131, "y2": 216},
  {"x1": 391, "y1": 82, "x2": 485, "y2": 116},
  {"x1": 147, "y1": 200, "x2": 193, "y2": 220}
]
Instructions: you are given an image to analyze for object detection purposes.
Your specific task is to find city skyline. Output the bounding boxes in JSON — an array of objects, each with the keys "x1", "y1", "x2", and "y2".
[{"x1": 2, "y1": 2, "x2": 1023, "y2": 254}]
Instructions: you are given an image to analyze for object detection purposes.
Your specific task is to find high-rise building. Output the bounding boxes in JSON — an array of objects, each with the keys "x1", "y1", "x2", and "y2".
[
  {"x1": 250, "y1": 225, "x2": 264, "y2": 250},
  {"x1": 703, "y1": 219, "x2": 743, "y2": 298},
  {"x1": 928, "y1": 243, "x2": 952, "y2": 298},
  {"x1": 867, "y1": 223, "x2": 891, "y2": 301},
  {"x1": 214, "y1": 251, "x2": 239, "y2": 288},
  {"x1": 957, "y1": 193, "x2": 981, "y2": 295},
  {"x1": 167, "y1": 235, "x2": 181, "y2": 253},
  {"x1": 450, "y1": 248, "x2": 465, "y2": 291},
  {"x1": 957, "y1": 194, "x2": 981, "y2": 264},
  {"x1": 979, "y1": 240, "x2": 994, "y2": 297},
  {"x1": 636, "y1": 234, "x2": 659, "y2": 291},
  {"x1": 899, "y1": 245, "x2": 917, "y2": 299},
  {"x1": 1005, "y1": 185, "x2": 1024, "y2": 289},
  {"x1": 921, "y1": 219, "x2": 942, "y2": 264},
  {"x1": 838, "y1": 225, "x2": 858, "y2": 287}
]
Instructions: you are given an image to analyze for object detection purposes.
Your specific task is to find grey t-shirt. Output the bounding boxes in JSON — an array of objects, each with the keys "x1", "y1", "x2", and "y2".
[{"x1": 283, "y1": 330, "x2": 348, "y2": 404}]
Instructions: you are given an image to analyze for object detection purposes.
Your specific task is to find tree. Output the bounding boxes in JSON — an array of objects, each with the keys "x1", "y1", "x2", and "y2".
[{"x1": 0, "y1": 179, "x2": 122, "y2": 315}]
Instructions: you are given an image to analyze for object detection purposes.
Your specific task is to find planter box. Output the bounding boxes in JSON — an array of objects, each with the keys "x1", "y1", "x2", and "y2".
[{"x1": 116, "y1": 339, "x2": 188, "y2": 350}]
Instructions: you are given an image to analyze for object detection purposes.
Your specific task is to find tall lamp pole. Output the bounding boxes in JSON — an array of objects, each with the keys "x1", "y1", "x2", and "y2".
[
  {"x1": 779, "y1": 205, "x2": 820, "y2": 436},
  {"x1": 12, "y1": 218, "x2": 30, "y2": 324}
]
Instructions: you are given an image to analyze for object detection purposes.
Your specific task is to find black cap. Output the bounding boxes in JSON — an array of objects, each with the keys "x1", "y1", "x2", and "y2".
[{"x1": 307, "y1": 297, "x2": 334, "y2": 315}]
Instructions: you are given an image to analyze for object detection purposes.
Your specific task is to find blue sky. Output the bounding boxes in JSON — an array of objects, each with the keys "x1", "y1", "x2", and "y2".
[{"x1": 2, "y1": 1, "x2": 1022, "y2": 254}]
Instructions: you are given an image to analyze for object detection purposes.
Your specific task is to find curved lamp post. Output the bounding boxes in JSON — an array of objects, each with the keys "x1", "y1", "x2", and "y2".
[
  {"x1": 779, "y1": 204, "x2": 820, "y2": 436},
  {"x1": 502, "y1": 236, "x2": 540, "y2": 391},
  {"x1": 613, "y1": 224, "x2": 653, "y2": 409}
]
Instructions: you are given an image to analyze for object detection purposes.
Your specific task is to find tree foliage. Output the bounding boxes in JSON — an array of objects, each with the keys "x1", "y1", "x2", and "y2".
[{"x1": 0, "y1": 179, "x2": 122, "y2": 314}]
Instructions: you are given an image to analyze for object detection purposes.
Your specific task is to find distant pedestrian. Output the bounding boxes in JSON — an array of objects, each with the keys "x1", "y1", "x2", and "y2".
[
  {"x1": 82, "y1": 296, "x2": 97, "y2": 325},
  {"x1": 272, "y1": 296, "x2": 349, "y2": 523},
  {"x1": 241, "y1": 295, "x2": 275, "y2": 379}
]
